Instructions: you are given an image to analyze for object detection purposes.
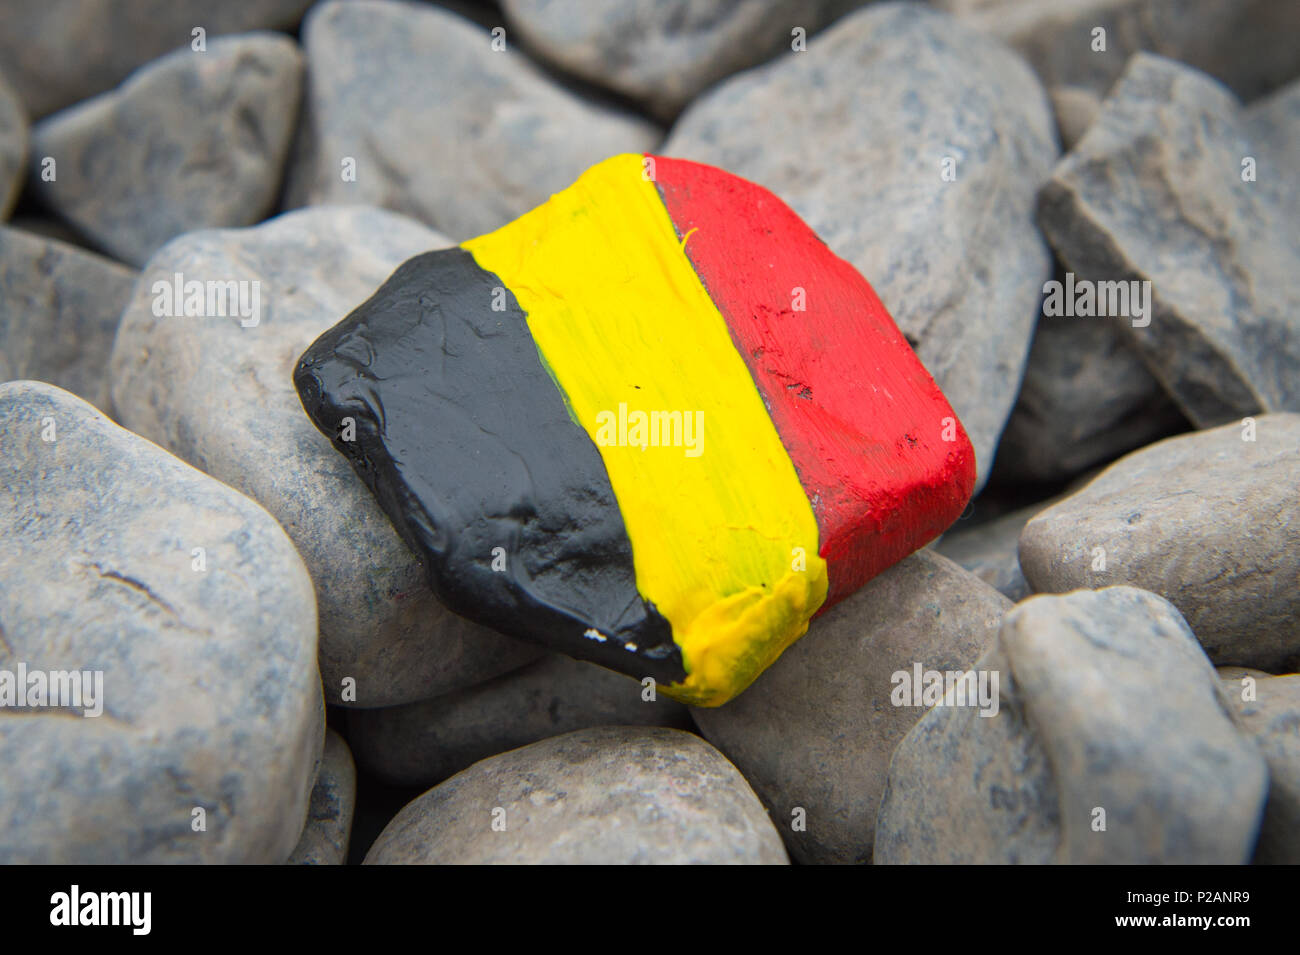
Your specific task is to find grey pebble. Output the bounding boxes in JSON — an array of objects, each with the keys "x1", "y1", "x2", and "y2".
[
  {"x1": 0, "y1": 225, "x2": 137, "y2": 412},
  {"x1": 1018, "y1": 414, "x2": 1300, "y2": 671},
  {"x1": 0, "y1": 380, "x2": 323, "y2": 863},
  {"x1": 284, "y1": 0, "x2": 660, "y2": 241},
  {"x1": 364, "y1": 726, "x2": 789, "y2": 864},
  {"x1": 30, "y1": 33, "x2": 303, "y2": 267}
]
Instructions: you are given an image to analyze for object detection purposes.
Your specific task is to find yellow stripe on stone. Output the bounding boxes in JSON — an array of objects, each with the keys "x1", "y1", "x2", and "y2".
[{"x1": 463, "y1": 153, "x2": 828, "y2": 705}]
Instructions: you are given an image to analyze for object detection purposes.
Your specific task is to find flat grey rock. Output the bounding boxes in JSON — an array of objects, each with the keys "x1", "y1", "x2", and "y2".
[
  {"x1": 0, "y1": 0, "x2": 312, "y2": 118},
  {"x1": 1219, "y1": 671, "x2": 1300, "y2": 864},
  {"x1": 0, "y1": 226, "x2": 138, "y2": 412},
  {"x1": 1019, "y1": 414, "x2": 1300, "y2": 671},
  {"x1": 663, "y1": 2, "x2": 1057, "y2": 491},
  {"x1": 364, "y1": 726, "x2": 788, "y2": 864},
  {"x1": 937, "y1": 0, "x2": 1300, "y2": 105},
  {"x1": 692, "y1": 551, "x2": 1009, "y2": 864},
  {"x1": 349, "y1": 654, "x2": 691, "y2": 789},
  {"x1": 876, "y1": 587, "x2": 1267, "y2": 864},
  {"x1": 502, "y1": 0, "x2": 862, "y2": 121},
  {"x1": 1038, "y1": 53, "x2": 1300, "y2": 427},
  {"x1": 110, "y1": 206, "x2": 542, "y2": 709},
  {"x1": 30, "y1": 33, "x2": 303, "y2": 267},
  {"x1": 286, "y1": 729, "x2": 357, "y2": 865},
  {"x1": 0, "y1": 381, "x2": 323, "y2": 863},
  {"x1": 0, "y1": 71, "x2": 25, "y2": 218},
  {"x1": 285, "y1": 0, "x2": 660, "y2": 241},
  {"x1": 993, "y1": 310, "x2": 1188, "y2": 483}
]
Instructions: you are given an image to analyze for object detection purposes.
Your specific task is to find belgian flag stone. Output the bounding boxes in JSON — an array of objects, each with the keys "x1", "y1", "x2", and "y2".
[{"x1": 295, "y1": 153, "x2": 976, "y2": 706}]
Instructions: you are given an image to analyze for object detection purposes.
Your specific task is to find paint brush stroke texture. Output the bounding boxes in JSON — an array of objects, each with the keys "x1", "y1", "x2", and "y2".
[
  {"x1": 296, "y1": 153, "x2": 975, "y2": 705},
  {"x1": 653, "y1": 156, "x2": 975, "y2": 604}
]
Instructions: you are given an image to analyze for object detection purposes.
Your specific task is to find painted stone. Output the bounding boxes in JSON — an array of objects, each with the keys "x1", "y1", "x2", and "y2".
[{"x1": 296, "y1": 153, "x2": 976, "y2": 706}]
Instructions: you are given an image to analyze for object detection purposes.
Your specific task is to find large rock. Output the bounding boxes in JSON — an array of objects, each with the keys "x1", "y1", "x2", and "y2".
[
  {"x1": 0, "y1": 381, "x2": 323, "y2": 863},
  {"x1": 364, "y1": 726, "x2": 788, "y2": 864},
  {"x1": 110, "y1": 206, "x2": 541, "y2": 708},
  {"x1": 692, "y1": 551, "x2": 1009, "y2": 864},
  {"x1": 502, "y1": 0, "x2": 863, "y2": 121},
  {"x1": 937, "y1": 0, "x2": 1300, "y2": 107},
  {"x1": 1219, "y1": 672, "x2": 1300, "y2": 864},
  {"x1": 0, "y1": 226, "x2": 138, "y2": 412},
  {"x1": 0, "y1": 0, "x2": 312, "y2": 118},
  {"x1": 992, "y1": 308, "x2": 1188, "y2": 483},
  {"x1": 875, "y1": 587, "x2": 1267, "y2": 864},
  {"x1": 0, "y1": 71, "x2": 25, "y2": 218},
  {"x1": 286, "y1": 729, "x2": 357, "y2": 865},
  {"x1": 30, "y1": 33, "x2": 303, "y2": 267},
  {"x1": 1038, "y1": 54, "x2": 1300, "y2": 427},
  {"x1": 1019, "y1": 415, "x2": 1300, "y2": 671},
  {"x1": 350, "y1": 654, "x2": 691, "y2": 788},
  {"x1": 663, "y1": 3, "x2": 1057, "y2": 490},
  {"x1": 284, "y1": 0, "x2": 660, "y2": 241}
]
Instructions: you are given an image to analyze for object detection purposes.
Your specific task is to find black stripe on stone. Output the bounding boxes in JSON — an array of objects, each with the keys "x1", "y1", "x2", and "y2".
[{"x1": 294, "y1": 247, "x2": 685, "y2": 685}]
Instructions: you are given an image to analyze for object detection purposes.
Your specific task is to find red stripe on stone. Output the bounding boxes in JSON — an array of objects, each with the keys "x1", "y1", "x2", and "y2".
[{"x1": 651, "y1": 154, "x2": 976, "y2": 606}]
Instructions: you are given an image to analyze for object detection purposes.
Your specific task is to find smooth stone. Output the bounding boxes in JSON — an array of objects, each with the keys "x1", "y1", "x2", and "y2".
[
  {"x1": 663, "y1": 2, "x2": 1057, "y2": 491},
  {"x1": 0, "y1": 0, "x2": 312, "y2": 118},
  {"x1": 286, "y1": 729, "x2": 357, "y2": 865},
  {"x1": 937, "y1": 0, "x2": 1300, "y2": 106},
  {"x1": 1038, "y1": 53, "x2": 1300, "y2": 427},
  {"x1": 0, "y1": 381, "x2": 323, "y2": 863},
  {"x1": 1018, "y1": 414, "x2": 1300, "y2": 671},
  {"x1": 993, "y1": 310, "x2": 1188, "y2": 483},
  {"x1": 284, "y1": 0, "x2": 660, "y2": 241},
  {"x1": 692, "y1": 551, "x2": 1009, "y2": 864},
  {"x1": 363, "y1": 726, "x2": 788, "y2": 864},
  {"x1": 30, "y1": 33, "x2": 303, "y2": 267},
  {"x1": 350, "y1": 654, "x2": 691, "y2": 789},
  {"x1": 110, "y1": 206, "x2": 542, "y2": 708},
  {"x1": 0, "y1": 70, "x2": 25, "y2": 218},
  {"x1": 1219, "y1": 673, "x2": 1300, "y2": 864},
  {"x1": 501, "y1": 0, "x2": 861, "y2": 121},
  {"x1": 0, "y1": 226, "x2": 138, "y2": 412},
  {"x1": 294, "y1": 153, "x2": 976, "y2": 704},
  {"x1": 875, "y1": 587, "x2": 1267, "y2": 864}
]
